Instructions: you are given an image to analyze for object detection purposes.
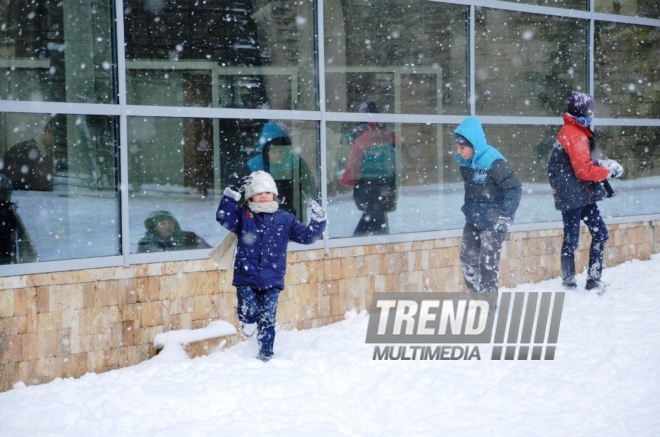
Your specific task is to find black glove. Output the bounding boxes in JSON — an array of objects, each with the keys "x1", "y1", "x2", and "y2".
[
  {"x1": 229, "y1": 175, "x2": 252, "y2": 193},
  {"x1": 493, "y1": 216, "x2": 512, "y2": 234},
  {"x1": 308, "y1": 199, "x2": 326, "y2": 222}
]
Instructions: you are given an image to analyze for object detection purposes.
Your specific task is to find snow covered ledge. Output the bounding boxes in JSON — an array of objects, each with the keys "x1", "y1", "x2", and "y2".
[{"x1": 153, "y1": 320, "x2": 237, "y2": 361}]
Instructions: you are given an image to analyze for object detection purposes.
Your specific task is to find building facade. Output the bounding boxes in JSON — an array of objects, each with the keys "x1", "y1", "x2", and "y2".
[{"x1": 1, "y1": 0, "x2": 659, "y2": 389}]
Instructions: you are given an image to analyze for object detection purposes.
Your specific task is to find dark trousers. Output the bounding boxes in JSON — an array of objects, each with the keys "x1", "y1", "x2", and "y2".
[
  {"x1": 236, "y1": 285, "x2": 282, "y2": 361},
  {"x1": 354, "y1": 210, "x2": 389, "y2": 236},
  {"x1": 560, "y1": 203, "x2": 609, "y2": 284},
  {"x1": 352, "y1": 179, "x2": 394, "y2": 237},
  {"x1": 460, "y1": 223, "x2": 506, "y2": 293}
]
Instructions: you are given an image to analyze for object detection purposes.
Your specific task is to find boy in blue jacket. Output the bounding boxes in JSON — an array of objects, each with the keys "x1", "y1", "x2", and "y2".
[
  {"x1": 454, "y1": 117, "x2": 522, "y2": 293},
  {"x1": 216, "y1": 170, "x2": 326, "y2": 361}
]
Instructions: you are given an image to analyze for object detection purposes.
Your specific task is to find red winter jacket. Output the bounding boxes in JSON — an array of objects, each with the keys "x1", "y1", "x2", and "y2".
[{"x1": 556, "y1": 113, "x2": 609, "y2": 182}]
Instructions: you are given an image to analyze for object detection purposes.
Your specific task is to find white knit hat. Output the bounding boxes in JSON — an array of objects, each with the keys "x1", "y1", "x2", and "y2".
[{"x1": 244, "y1": 170, "x2": 278, "y2": 199}]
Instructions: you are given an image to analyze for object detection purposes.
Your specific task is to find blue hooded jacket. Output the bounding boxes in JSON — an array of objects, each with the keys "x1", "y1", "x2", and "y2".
[
  {"x1": 216, "y1": 194, "x2": 325, "y2": 290},
  {"x1": 454, "y1": 117, "x2": 522, "y2": 230},
  {"x1": 246, "y1": 121, "x2": 291, "y2": 173}
]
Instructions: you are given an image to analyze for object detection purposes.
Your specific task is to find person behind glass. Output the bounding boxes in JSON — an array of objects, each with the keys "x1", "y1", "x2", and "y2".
[
  {"x1": 1, "y1": 119, "x2": 55, "y2": 191},
  {"x1": 548, "y1": 91, "x2": 623, "y2": 292},
  {"x1": 245, "y1": 121, "x2": 315, "y2": 221},
  {"x1": 340, "y1": 100, "x2": 397, "y2": 236},
  {"x1": 137, "y1": 210, "x2": 211, "y2": 253},
  {"x1": 216, "y1": 170, "x2": 326, "y2": 362},
  {"x1": 454, "y1": 116, "x2": 522, "y2": 294},
  {"x1": 0, "y1": 174, "x2": 37, "y2": 264}
]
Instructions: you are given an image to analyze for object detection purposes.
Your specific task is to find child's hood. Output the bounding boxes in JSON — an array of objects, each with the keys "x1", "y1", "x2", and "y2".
[
  {"x1": 144, "y1": 210, "x2": 182, "y2": 233},
  {"x1": 454, "y1": 116, "x2": 506, "y2": 169},
  {"x1": 257, "y1": 121, "x2": 290, "y2": 152}
]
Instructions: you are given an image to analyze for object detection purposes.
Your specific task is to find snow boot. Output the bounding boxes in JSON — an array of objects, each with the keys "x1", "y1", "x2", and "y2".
[{"x1": 585, "y1": 278, "x2": 607, "y2": 293}]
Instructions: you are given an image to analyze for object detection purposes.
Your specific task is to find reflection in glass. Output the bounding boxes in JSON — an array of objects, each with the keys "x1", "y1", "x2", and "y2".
[
  {"x1": 595, "y1": 1, "x2": 660, "y2": 19},
  {"x1": 0, "y1": 113, "x2": 119, "y2": 263},
  {"x1": 595, "y1": 22, "x2": 660, "y2": 119},
  {"x1": 593, "y1": 126, "x2": 660, "y2": 218},
  {"x1": 498, "y1": 0, "x2": 586, "y2": 9},
  {"x1": 324, "y1": 0, "x2": 468, "y2": 115},
  {"x1": 128, "y1": 117, "x2": 319, "y2": 253},
  {"x1": 327, "y1": 121, "x2": 459, "y2": 238},
  {"x1": 0, "y1": 0, "x2": 115, "y2": 103},
  {"x1": 123, "y1": 0, "x2": 316, "y2": 110},
  {"x1": 475, "y1": 9, "x2": 587, "y2": 116}
]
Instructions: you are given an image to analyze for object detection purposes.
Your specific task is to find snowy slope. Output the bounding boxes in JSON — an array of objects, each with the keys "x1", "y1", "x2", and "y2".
[{"x1": 1, "y1": 255, "x2": 659, "y2": 436}]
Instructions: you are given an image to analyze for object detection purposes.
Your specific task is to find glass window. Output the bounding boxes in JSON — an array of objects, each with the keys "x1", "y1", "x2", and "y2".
[
  {"x1": 0, "y1": 0, "x2": 116, "y2": 103},
  {"x1": 0, "y1": 113, "x2": 119, "y2": 263},
  {"x1": 595, "y1": 0, "x2": 660, "y2": 19},
  {"x1": 123, "y1": 0, "x2": 316, "y2": 110},
  {"x1": 595, "y1": 126, "x2": 660, "y2": 218},
  {"x1": 327, "y1": 121, "x2": 462, "y2": 238},
  {"x1": 594, "y1": 22, "x2": 660, "y2": 119},
  {"x1": 324, "y1": 0, "x2": 468, "y2": 115},
  {"x1": 498, "y1": 0, "x2": 587, "y2": 8},
  {"x1": 479, "y1": 124, "x2": 562, "y2": 225},
  {"x1": 475, "y1": 9, "x2": 588, "y2": 116},
  {"x1": 128, "y1": 117, "x2": 319, "y2": 253}
]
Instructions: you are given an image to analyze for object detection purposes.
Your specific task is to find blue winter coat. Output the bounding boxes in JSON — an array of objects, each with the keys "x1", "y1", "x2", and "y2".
[
  {"x1": 216, "y1": 195, "x2": 325, "y2": 290},
  {"x1": 454, "y1": 117, "x2": 522, "y2": 231}
]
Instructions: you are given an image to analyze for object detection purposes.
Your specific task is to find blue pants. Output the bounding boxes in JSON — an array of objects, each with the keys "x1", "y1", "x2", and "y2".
[
  {"x1": 236, "y1": 285, "x2": 282, "y2": 361},
  {"x1": 560, "y1": 203, "x2": 609, "y2": 284}
]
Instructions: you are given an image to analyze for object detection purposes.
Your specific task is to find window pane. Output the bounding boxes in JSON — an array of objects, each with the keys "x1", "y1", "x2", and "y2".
[
  {"x1": 480, "y1": 124, "x2": 563, "y2": 225},
  {"x1": 595, "y1": 126, "x2": 660, "y2": 217},
  {"x1": 498, "y1": 0, "x2": 587, "y2": 9},
  {"x1": 324, "y1": 0, "x2": 468, "y2": 115},
  {"x1": 0, "y1": 113, "x2": 120, "y2": 263},
  {"x1": 595, "y1": 22, "x2": 660, "y2": 119},
  {"x1": 128, "y1": 117, "x2": 319, "y2": 253},
  {"x1": 595, "y1": 0, "x2": 660, "y2": 19},
  {"x1": 124, "y1": 1, "x2": 316, "y2": 110},
  {"x1": 327, "y1": 121, "x2": 460, "y2": 237},
  {"x1": 0, "y1": 0, "x2": 115, "y2": 103},
  {"x1": 476, "y1": 9, "x2": 588, "y2": 116}
]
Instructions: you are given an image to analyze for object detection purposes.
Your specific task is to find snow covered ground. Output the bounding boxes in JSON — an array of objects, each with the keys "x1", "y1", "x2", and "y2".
[{"x1": 1, "y1": 254, "x2": 659, "y2": 436}]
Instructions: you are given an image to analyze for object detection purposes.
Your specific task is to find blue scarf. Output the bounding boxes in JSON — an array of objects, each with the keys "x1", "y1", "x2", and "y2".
[{"x1": 575, "y1": 116, "x2": 592, "y2": 128}]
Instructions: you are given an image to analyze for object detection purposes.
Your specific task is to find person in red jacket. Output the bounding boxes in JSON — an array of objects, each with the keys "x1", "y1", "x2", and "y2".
[
  {"x1": 340, "y1": 101, "x2": 397, "y2": 236},
  {"x1": 548, "y1": 91, "x2": 623, "y2": 292}
]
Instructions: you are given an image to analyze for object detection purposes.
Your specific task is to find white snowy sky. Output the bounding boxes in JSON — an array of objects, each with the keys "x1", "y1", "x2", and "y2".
[{"x1": 1, "y1": 254, "x2": 659, "y2": 436}]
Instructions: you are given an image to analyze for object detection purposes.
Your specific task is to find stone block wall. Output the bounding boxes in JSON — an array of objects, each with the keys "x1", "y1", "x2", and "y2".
[{"x1": 1, "y1": 221, "x2": 658, "y2": 392}]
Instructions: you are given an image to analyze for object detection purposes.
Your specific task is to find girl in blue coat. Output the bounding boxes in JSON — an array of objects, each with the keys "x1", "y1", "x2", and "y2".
[
  {"x1": 216, "y1": 170, "x2": 326, "y2": 361},
  {"x1": 454, "y1": 117, "x2": 522, "y2": 293}
]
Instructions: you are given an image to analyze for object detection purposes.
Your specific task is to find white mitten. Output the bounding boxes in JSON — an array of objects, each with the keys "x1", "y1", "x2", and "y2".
[
  {"x1": 308, "y1": 199, "x2": 326, "y2": 222},
  {"x1": 599, "y1": 159, "x2": 624, "y2": 179}
]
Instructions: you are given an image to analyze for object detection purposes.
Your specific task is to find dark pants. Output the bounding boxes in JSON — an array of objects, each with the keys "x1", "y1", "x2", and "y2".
[
  {"x1": 460, "y1": 223, "x2": 506, "y2": 293},
  {"x1": 352, "y1": 179, "x2": 395, "y2": 237},
  {"x1": 236, "y1": 285, "x2": 282, "y2": 361},
  {"x1": 560, "y1": 203, "x2": 609, "y2": 284},
  {"x1": 354, "y1": 210, "x2": 389, "y2": 236}
]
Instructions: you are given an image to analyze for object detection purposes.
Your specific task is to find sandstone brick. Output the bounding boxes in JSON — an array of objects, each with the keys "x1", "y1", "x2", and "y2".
[
  {"x1": 21, "y1": 332, "x2": 38, "y2": 361},
  {"x1": 340, "y1": 257, "x2": 358, "y2": 279},
  {"x1": 140, "y1": 301, "x2": 164, "y2": 327},
  {"x1": 0, "y1": 289, "x2": 13, "y2": 318},
  {"x1": 0, "y1": 333, "x2": 22, "y2": 364}
]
